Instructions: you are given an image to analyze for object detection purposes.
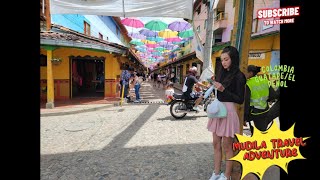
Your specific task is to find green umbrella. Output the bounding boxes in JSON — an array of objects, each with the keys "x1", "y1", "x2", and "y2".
[
  {"x1": 130, "y1": 39, "x2": 144, "y2": 46},
  {"x1": 146, "y1": 37, "x2": 164, "y2": 42},
  {"x1": 145, "y1": 20, "x2": 168, "y2": 31},
  {"x1": 178, "y1": 30, "x2": 194, "y2": 38},
  {"x1": 154, "y1": 47, "x2": 165, "y2": 51}
]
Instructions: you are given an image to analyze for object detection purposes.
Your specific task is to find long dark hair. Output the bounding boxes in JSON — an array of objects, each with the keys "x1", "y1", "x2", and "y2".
[{"x1": 216, "y1": 46, "x2": 241, "y2": 88}]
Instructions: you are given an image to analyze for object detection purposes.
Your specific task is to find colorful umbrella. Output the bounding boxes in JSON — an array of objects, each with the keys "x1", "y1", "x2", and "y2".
[
  {"x1": 145, "y1": 20, "x2": 168, "y2": 31},
  {"x1": 128, "y1": 32, "x2": 146, "y2": 40},
  {"x1": 166, "y1": 37, "x2": 182, "y2": 42},
  {"x1": 146, "y1": 37, "x2": 164, "y2": 42},
  {"x1": 139, "y1": 29, "x2": 158, "y2": 37},
  {"x1": 121, "y1": 18, "x2": 144, "y2": 28},
  {"x1": 154, "y1": 47, "x2": 165, "y2": 52},
  {"x1": 130, "y1": 39, "x2": 144, "y2": 46},
  {"x1": 158, "y1": 29, "x2": 178, "y2": 38},
  {"x1": 142, "y1": 40, "x2": 157, "y2": 44},
  {"x1": 178, "y1": 30, "x2": 194, "y2": 38},
  {"x1": 146, "y1": 44, "x2": 158, "y2": 48},
  {"x1": 168, "y1": 20, "x2": 192, "y2": 31}
]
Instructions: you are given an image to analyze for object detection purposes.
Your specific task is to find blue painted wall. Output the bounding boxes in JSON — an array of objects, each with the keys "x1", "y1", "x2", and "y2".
[
  {"x1": 51, "y1": 14, "x2": 126, "y2": 46},
  {"x1": 51, "y1": 14, "x2": 89, "y2": 33}
]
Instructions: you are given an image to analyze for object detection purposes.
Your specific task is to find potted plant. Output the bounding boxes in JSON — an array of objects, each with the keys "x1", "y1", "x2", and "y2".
[{"x1": 51, "y1": 57, "x2": 62, "y2": 65}]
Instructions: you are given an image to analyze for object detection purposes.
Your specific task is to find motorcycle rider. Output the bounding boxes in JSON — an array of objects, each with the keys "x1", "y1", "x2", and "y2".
[{"x1": 182, "y1": 66, "x2": 208, "y2": 111}]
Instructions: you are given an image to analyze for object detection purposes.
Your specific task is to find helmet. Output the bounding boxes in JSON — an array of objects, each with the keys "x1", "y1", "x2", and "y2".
[{"x1": 189, "y1": 66, "x2": 198, "y2": 74}]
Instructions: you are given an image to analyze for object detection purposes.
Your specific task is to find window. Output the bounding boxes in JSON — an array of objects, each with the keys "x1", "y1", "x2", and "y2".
[
  {"x1": 204, "y1": 19, "x2": 207, "y2": 29},
  {"x1": 84, "y1": 21, "x2": 91, "y2": 36},
  {"x1": 99, "y1": 33, "x2": 103, "y2": 40},
  {"x1": 40, "y1": 54, "x2": 47, "y2": 66},
  {"x1": 196, "y1": 25, "x2": 201, "y2": 33}
]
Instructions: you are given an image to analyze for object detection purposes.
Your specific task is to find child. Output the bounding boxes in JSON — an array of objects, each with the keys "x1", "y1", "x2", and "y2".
[{"x1": 165, "y1": 82, "x2": 175, "y2": 104}]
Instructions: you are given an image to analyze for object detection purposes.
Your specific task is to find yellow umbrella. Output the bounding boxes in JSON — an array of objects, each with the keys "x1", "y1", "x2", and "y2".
[
  {"x1": 158, "y1": 29, "x2": 178, "y2": 38},
  {"x1": 141, "y1": 39, "x2": 157, "y2": 44}
]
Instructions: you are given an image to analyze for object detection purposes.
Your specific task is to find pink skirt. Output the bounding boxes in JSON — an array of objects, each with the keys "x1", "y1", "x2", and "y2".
[{"x1": 207, "y1": 102, "x2": 240, "y2": 138}]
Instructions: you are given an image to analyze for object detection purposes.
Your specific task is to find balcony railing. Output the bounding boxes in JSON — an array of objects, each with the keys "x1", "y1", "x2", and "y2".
[
  {"x1": 214, "y1": 12, "x2": 228, "y2": 21},
  {"x1": 213, "y1": 12, "x2": 228, "y2": 31}
]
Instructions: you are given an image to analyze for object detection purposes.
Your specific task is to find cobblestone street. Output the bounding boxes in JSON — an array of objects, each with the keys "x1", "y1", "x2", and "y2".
[{"x1": 41, "y1": 82, "x2": 279, "y2": 180}]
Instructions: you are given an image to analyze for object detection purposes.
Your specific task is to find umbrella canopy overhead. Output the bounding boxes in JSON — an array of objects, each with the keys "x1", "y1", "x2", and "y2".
[
  {"x1": 139, "y1": 29, "x2": 158, "y2": 37},
  {"x1": 121, "y1": 18, "x2": 144, "y2": 28},
  {"x1": 129, "y1": 32, "x2": 146, "y2": 39},
  {"x1": 121, "y1": 17, "x2": 196, "y2": 67},
  {"x1": 168, "y1": 20, "x2": 192, "y2": 31},
  {"x1": 178, "y1": 29, "x2": 194, "y2": 38},
  {"x1": 158, "y1": 29, "x2": 178, "y2": 38},
  {"x1": 145, "y1": 20, "x2": 168, "y2": 31}
]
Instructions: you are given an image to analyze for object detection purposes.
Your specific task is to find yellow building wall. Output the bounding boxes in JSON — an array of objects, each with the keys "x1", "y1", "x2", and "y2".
[
  {"x1": 40, "y1": 47, "x2": 124, "y2": 100},
  {"x1": 248, "y1": 34, "x2": 280, "y2": 70},
  {"x1": 210, "y1": 33, "x2": 280, "y2": 74}
]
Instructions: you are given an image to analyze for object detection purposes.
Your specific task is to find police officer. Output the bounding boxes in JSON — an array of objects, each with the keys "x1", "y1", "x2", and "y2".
[{"x1": 244, "y1": 65, "x2": 278, "y2": 134}]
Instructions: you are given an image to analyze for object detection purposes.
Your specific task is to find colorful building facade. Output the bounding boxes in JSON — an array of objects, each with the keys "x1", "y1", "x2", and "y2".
[{"x1": 40, "y1": 4, "x2": 145, "y2": 108}]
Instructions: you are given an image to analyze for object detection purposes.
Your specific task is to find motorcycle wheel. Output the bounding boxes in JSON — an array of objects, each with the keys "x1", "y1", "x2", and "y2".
[{"x1": 170, "y1": 100, "x2": 187, "y2": 119}]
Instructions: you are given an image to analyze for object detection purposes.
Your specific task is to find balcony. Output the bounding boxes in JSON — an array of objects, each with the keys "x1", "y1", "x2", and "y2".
[{"x1": 213, "y1": 12, "x2": 228, "y2": 32}]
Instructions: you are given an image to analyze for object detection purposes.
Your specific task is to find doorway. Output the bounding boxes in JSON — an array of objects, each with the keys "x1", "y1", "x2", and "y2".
[{"x1": 71, "y1": 57, "x2": 105, "y2": 98}]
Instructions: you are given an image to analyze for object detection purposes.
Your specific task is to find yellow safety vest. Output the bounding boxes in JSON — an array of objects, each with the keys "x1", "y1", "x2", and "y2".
[{"x1": 246, "y1": 77, "x2": 269, "y2": 110}]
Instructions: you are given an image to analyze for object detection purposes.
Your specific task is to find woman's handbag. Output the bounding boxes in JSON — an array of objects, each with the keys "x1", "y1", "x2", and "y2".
[{"x1": 207, "y1": 87, "x2": 227, "y2": 118}]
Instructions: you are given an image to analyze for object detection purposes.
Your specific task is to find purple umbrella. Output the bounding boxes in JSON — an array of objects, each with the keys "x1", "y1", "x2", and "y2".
[
  {"x1": 159, "y1": 41, "x2": 173, "y2": 46},
  {"x1": 168, "y1": 20, "x2": 192, "y2": 31},
  {"x1": 129, "y1": 32, "x2": 146, "y2": 40},
  {"x1": 139, "y1": 29, "x2": 158, "y2": 37}
]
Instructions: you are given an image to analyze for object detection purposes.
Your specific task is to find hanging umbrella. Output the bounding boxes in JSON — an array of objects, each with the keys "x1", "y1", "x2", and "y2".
[
  {"x1": 159, "y1": 41, "x2": 172, "y2": 46},
  {"x1": 168, "y1": 20, "x2": 192, "y2": 31},
  {"x1": 178, "y1": 30, "x2": 194, "y2": 38},
  {"x1": 139, "y1": 29, "x2": 158, "y2": 37},
  {"x1": 130, "y1": 39, "x2": 144, "y2": 46},
  {"x1": 146, "y1": 37, "x2": 164, "y2": 42},
  {"x1": 121, "y1": 18, "x2": 144, "y2": 28},
  {"x1": 128, "y1": 32, "x2": 146, "y2": 40},
  {"x1": 158, "y1": 29, "x2": 178, "y2": 38},
  {"x1": 145, "y1": 20, "x2": 168, "y2": 31},
  {"x1": 154, "y1": 47, "x2": 165, "y2": 52},
  {"x1": 166, "y1": 37, "x2": 182, "y2": 42},
  {"x1": 146, "y1": 44, "x2": 158, "y2": 48},
  {"x1": 136, "y1": 48, "x2": 147, "y2": 53}
]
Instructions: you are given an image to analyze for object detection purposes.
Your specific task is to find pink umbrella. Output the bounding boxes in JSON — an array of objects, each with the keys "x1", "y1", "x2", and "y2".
[
  {"x1": 121, "y1": 18, "x2": 144, "y2": 28},
  {"x1": 146, "y1": 44, "x2": 159, "y2": 48},
  {"x1": 166, "y1": 37, "x2": 182, "y2": 42}
]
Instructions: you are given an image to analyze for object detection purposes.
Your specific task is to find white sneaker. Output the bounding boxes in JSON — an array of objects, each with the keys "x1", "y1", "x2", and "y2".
[
  {"x1": 193, "y1": 106, "x2": 201, "y2": 111},
  {"x1": 209, "y1": 172, "x2": 220, "y2": 180},
  {"x1": 217, "y1": 173, "x2": 231, "y2": 180}
]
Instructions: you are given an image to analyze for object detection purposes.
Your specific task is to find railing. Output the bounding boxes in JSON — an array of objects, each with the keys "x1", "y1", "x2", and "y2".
[{"x1": 214, "y1": 12, "x2": 228, "y2": 21}]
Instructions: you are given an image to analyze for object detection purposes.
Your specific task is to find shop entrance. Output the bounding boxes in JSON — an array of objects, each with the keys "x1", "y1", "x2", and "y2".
[{"x1": 70, "y1": 57, "x2": 105, "y2": 98}]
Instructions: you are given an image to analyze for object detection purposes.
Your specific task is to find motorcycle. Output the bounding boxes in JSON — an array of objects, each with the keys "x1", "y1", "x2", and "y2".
[{"x1": 168, "y1": 89, "x2": 214, "y2": 119}]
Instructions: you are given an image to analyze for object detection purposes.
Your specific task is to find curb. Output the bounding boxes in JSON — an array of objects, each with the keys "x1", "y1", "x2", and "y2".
[{"x1": 40, "y1": 104, "x2": 115, "y2": 117}]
